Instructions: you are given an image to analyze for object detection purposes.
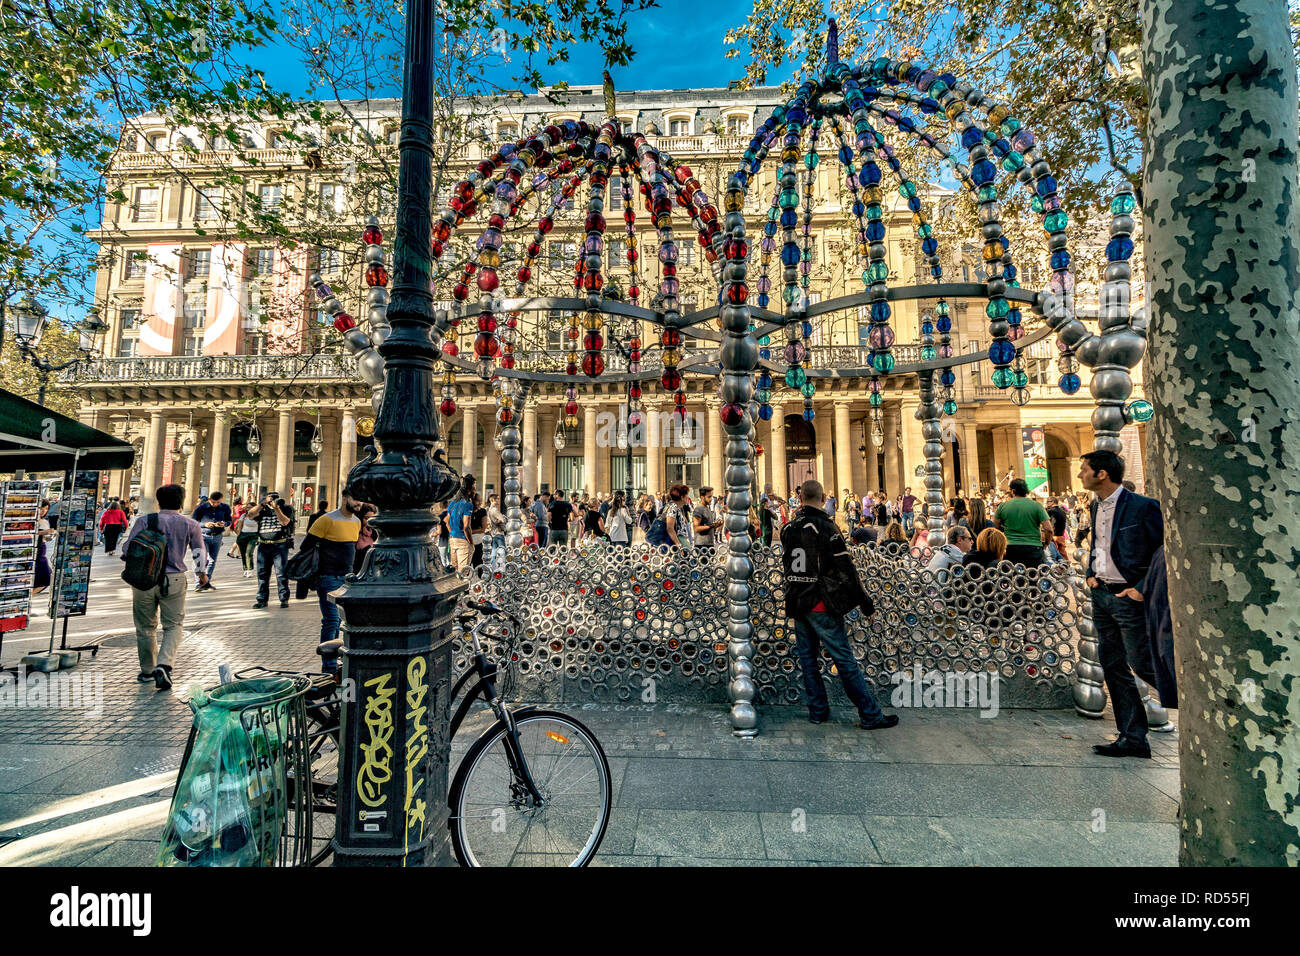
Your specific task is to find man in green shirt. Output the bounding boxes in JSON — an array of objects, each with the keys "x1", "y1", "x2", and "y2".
[{"x1": 994, "y1": 478, "x2": 1053, "y2": 567}]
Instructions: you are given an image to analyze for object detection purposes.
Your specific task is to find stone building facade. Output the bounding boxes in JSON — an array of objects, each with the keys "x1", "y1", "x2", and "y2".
[{"x1": 70, "y1": 84, "x2": 1147, "y2": 512}]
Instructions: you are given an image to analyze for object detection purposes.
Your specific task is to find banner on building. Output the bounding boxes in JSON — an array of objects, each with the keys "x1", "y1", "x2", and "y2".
[{"x1": 1021, "y1": 426, "x2": 1049, "y2": 495}]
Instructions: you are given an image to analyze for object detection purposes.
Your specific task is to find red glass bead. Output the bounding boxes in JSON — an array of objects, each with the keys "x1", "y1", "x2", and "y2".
[
  {"x1": 497, "y1": 408, "x2": 514, "y2": 425},
  {"x1": 477, "y1": 268, "x2": 499, "y2": 292},
  {"x1": 473, "y1": 332, "x2": 499, "y2": 358},
  {"x1": 726, "y1": 283, "x2": 748, "y2": 304},
  {"x1": 476, "y1": 160, "x2": 494, "y2": 177},
  {"x1": 725, "y1": 239, "x2": 748, "y2": 259},
  {"x1": 700, "y1": 206, "x2": 718, "y2": 224},
  {"x1": 439, "y1": 398, "x2": 458, "y2": 416},
  {"x1": 431, "y1": 241, "x2": 444, "y2": 258},
  {"x1": 488, "y1": 214, "x2": 505, "y2": 229},
  {"x1": 674, "y1": 165, "x2": 692, "y2": 184},
  {"x1": 663, "y1": 264, "x2": 676, "y2": 277},
  {"x1": 583, "y1": 331, "x2": 603, "y2": 351},
  {"x1": 626, "y1": 248, "x2": 638, "y2": 264},
  {"x1": 582, "y1": 353, "x2": 604, "y2": 376},
  {"x1": 441, "y1": 340, "x2": 459, "y2": 356},
  {"x1": 628, "y1": 285, "x2": 639, "y2": 298},
  {"x1": 585, "y1": 212, "x2": 606, "y2": 232},
  {"x1": 455, "y1": 181, "x2": 473, "y2": 201},
  {"x1": 365, "y1": 264, "x2": 389, "y2": 287},
  {"x1": 566, "y1": 363, "x2": 578, "y2": 375},
  {"x1": 538, "y1": 218, "x2": 554, "y2": 235},
  {"x1": 477, "y1": 313, "x2": 497, "y2": 332},
  {"x1": 629, "y1": 336, "x2": 641, "y2": 350},
  {"x1": 452, "y1": 283, "x2": 470, "y2": 300},
  {"x1": 704, "y1": 249, "x2": 718, "y2": 263},
  {"x1": 661, "y1": 328, "x2": 682, "y2": 348},
  {"x1": 661, "y1": 369, "x2": 681, "y2": 390},
  {"x1": 582, "y1": 272, "x2": 603, "y2": 291},
  {"x1": 526, "y1": 241, "x2": 541, "y2": 256},
  {"x1": 719, "y1": 402, "x2": 745, "y2": 426},
  {"x1": 499, "y1": 354, "x2": 515, "y2": 369},
  {"x1": 333, "y1": 313, "x2": 356, "y2": 332},
  {"x1": 517, "y1": 266, "x2": 531, "y2": 282},
  {"x1": 564, "y1": 400, "x2": 579, "y2": 416},
  {"x1": 362, "y1": 225, "x2": 382, "y2": 246},
  {"x1": 674, "y1": 390, "x2": 687, "y2": 407},
  {"x1": 628, "y1": 384, "x2": 642, "y2": 399}
]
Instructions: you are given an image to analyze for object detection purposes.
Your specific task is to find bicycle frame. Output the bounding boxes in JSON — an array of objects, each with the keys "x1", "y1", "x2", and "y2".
[{"x1": 449, "y1": 614, "x2": 545, "y2": 805}]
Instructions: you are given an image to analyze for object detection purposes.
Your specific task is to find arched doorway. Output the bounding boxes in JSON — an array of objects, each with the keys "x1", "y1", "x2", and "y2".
[
  {"x1": 785, "y1": 414, "x2": 816, "y2": 493},
  {"x1": 1045, "y1": 432, "x2": 1074, "y2": 495}
]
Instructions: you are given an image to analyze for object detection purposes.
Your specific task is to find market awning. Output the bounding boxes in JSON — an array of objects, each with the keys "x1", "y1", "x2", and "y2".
[{"x1": 0, "y1": 387, "x2": 135, "y2": 472}]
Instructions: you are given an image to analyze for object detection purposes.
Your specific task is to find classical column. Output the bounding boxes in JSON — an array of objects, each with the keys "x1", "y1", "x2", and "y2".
[
  {"x1": 480, "y1": 403, "x2": 495, "y2": 494},
  {"x1": 833, "y1": 400, "x2": 854, "y2": 502},
  {"x1": 581, "y1": 403, "x2": 597, "y2": 495},
  {"x1": 961, "y1": 423, "x2": 980, "y2": 496},
  {"x1": 882, "y1": 404, "x2": 902, "y2": 498},
  {"x1": 339, "y1": 408, "x2": 358, "y2": 489},
  {"x1": 274, "y1": 407, "x2": 294, "y2": 494},
  {"x1": 319, "y1": 412, "x2": 341, "y2": 505},
  {"x1": 183, "y1": 427, "x2": 203, "y2": 500},
  {"x1": 538, "y1": 410, "x2": 556, "y2": 493},
  {"x1": 644, "y1": 402, "x2": 662, "y2": 494},
  {"x1": 519, "y1": 403, "x2": 537, "y2": 495},
  {"x1": 767, "y1": 403, "x2": 787, "y2": 497},
  {"x1": 899, "y1": 397, "x2": 925, "y2": 499},
  {"x1": 706, "y1": 400, "x2": 724, "y2": 492},
  {"x1": 208, "y1": 409, "x2": 230, "y2": 498},
  {"x1": 139, "y1": 411, "x2": 167, "y2": 513}
]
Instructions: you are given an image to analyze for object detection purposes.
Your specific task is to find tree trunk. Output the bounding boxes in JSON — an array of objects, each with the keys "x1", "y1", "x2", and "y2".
[{"x1": 1142, "y1": 0, "x2": 1300, "y2": 865}]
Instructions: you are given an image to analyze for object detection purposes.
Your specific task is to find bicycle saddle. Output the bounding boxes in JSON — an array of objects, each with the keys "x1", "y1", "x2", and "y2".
[{"x1": 316, "y1": 639, "x2": 343, "y2": 657}]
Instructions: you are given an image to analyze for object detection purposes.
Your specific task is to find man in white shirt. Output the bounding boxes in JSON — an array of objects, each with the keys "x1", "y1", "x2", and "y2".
[{"x1": 1080, "y1": 450, "x2": 1165, "y2": 759}]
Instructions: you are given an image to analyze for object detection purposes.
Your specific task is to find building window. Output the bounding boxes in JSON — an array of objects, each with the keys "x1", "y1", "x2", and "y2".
[
  {"x1": 190, "y1": 249, "x2": 211, "y2": 278},
  {"x1": 183, "y1": 290, "x2": 206, "y2": 328},
  {"x1": 244, "y1": 331, "x2": 267, "y2": 355},
  {"x1": 327, "y1": 128, "x2": 349, "y2": 146},
  {"x1": 725, "y1": 114, "x2": 750, "y2": 136},
  {"x1": 318, "y1": 247, "x2": 342, "y2": 274},
  {"x1": 195, "y1": 186, "x2": 222, "y2": 220},
  {"x1": 608, "y1": 175, "x2": 623, "y2": 211},
  {"x1": 318, "y1": 182, "x2": 343, "y2": 217},
  {"x1": 546, "y1": 310, "x2": 573, "y2": 351},
  {"x1": 124, "y1": 251, "x2": 147, "y2": 280},
  {"x1": 555, "y1": 456, "x2": 585, "y2": 494},
  {"x1": 147, "y1": 132, "x2": 168, "y2": 151},
  {"x1": 679, "y1": 240, "x2": 697, "y2": 267},
  {"x1": 269, "y1": 130, "x2": 292, "y2": 149},
  {"x1": 132, "y1": 186, "x2": 160, "y2": 222},
  {"x1": 384, "y1": 125, "x2": 399, "y2": 145},
  {"x1": 251, "y1": 247, "x2": 275, "y2": 277},
  {"x1": 550, "y1": 241, "x2": 577, "y2": 271},
  {"x1": 667, "y1": 116, "x2": 691, "y2": 136},
  {"x1": 497, "y1": 122, "x2": 519, "y2": 140},
  {"x1": 120, "y1": 308, "x2": 141, "y2": 331},
  {"x1": 607, "y1": 238, "x2": 627, "y2": 271},
  {"x1": 182, "y1": 331, "x2": 204, "y2": 356},
  {"x1": 246, "y1": 284, "x2": 264, "y2": 321},
  {"x1": 118, "y1": 335, "x2": 138, "y2": 358},
  {"x1": 376, "y1": 186, "x2": 396, "y2": 219},
  {"x1": 258, "y1": 184, "x2": 283, "y2": 213},
  {"x1": 616, "y1": 117, "x2": 635, "y2": 134}
]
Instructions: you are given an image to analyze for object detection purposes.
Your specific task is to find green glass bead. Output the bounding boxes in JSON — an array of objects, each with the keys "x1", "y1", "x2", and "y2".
[
  {"x1": 1001, "y1": 152, "x2": 1024, "y2": 172},
  {"x1": 758, "y1": 335, "x2": 770, "y2": 346},
  {"x1": 1013, "y1": 370, "x2": 1029, "y2": 387},
  {"x1": 872, "y1": 352, "x2": 895, "y2": 373},
  {"x1": 1111, "y1": 193, "x2": 1137, "y2": 215},
  {"x1": 916, "y1": 223, "x2": 933, "y2": 239},
  {"x1": 921, "y1": 346, "x2": 936, "y2": 361},
  {"x1": 755, "y1": 389, "x2": 771, "y2": 403},
  {"x1": 866, "y1": 203, "x2": 883, "y2": 221},
  {"x1": 986, "y1": 298, "x2": 1010, "y2": 318},
  {"x1": 869, "y1": 392, "x2": 883, "y2": 407},
  {"x1": 1043, "y1": 210, "x2": 1068, "y2": 232},
  {"x1": 977, "y1": 185, "x2": 997, "y2": 202},
  {"x1": 783, "y1": 285, "x2": 797, "y2": 303},
  {"x1": 804, "y1": 153, "x2": 820, "y2": 169},
  {"x1": 943, "y1": 400, "x2": 958, "y2": 415},
  {"x1": 867, "y1": 262, "x2": 889, "y2": 282},
  {"x1": 999, "y1": 118, "x2": 1022, "y2": 137},
  {"x1": 991, "y1": 367, "x2": 1013, "y2": 388},
  {"x1": 800, "y1": 381, "x2": 816, "y2": 398},
  {"x1": 779, "y1": 188, "x2": 799, "y2": 209},
  {"x1": 898, "y1": 181, "x2": 917, "y2": 199},
  {"x1": 935, "y1": 300, "x2": 950, "y2": 316},
  {"x1": 784, "y1": 366, "x2": 806, "y2": 387},
  {"x1": 1031, "y1": 195, "x2": 1044, "y2": 213},
  {"x1": 1126, "y1": 398, "x2": 1154, "y2": 422}
]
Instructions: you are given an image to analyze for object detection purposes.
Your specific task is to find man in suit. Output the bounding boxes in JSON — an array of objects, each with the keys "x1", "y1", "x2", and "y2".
[{"x1": 1078, "y1": 449, "x2": 1165, "y2": 758}]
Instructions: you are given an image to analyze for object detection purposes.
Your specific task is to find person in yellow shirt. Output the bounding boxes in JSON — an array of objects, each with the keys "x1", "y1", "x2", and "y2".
[{"x1": 298, "y1": 489, "x2": 363, "y2": 673}]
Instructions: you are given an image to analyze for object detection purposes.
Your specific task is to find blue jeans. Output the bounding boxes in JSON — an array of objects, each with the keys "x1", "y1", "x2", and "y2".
[
  {"x1": 198, "y1": 534, "x2": 223, "y2": 582},
  {"x1": 489, "y1": 533, "x2": 506, "y2": 568},
  {"x1": 901, "y1": 511, "x2": 914, "y2": 534},
  {"x1": 794, "y1": 611, "x2": 883, "y2": 722},
  {"x1": 534, "y1": 525, "x2": 549, "y2": 548},
  {"x1": 316, "y1": 574, "x2": 346, "y2": 673},
  {"x1": 256, "y1": 543, "x2": 290, "y2": 604}
]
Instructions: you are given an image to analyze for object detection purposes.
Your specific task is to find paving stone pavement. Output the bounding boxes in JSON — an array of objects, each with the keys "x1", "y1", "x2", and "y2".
[{"x1": 0, "y1": 544, "x2": 1181, "y2": 866}]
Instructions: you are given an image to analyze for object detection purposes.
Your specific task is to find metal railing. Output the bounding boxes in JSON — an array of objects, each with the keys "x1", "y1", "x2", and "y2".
[{"x1": 63, "y1": 352, "x2": 358, "y2": 383}]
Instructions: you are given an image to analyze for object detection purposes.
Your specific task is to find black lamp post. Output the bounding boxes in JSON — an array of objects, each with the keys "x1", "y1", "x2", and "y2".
[
  {"x1": 329, "y1": 0, "x2": 465, "y2": 866},
  {"x1": 11, "y1": 298, "x2": 108, "y2": 405}
]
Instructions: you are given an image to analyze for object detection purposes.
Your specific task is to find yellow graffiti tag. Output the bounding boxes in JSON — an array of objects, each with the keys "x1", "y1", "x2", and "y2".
[
  {"x1": 403, "y1": 656, "x2": 430, "y2": 862},
  {"x1": 357, "y1": 673, "x2": 396, "y2": 810}
]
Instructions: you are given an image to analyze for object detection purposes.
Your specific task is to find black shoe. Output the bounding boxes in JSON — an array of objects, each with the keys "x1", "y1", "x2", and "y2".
[
  {"x1": 1092, "y1": 737, "x2": 1151, "y2": 759},
  {"x1": 808, "y1": 713, "x2": 831, "y2": 725},
  {"x1": 253, "y1": 601, "x2": 267, "y2": 609},
  {"x1": 153, "y1": 666, "x2": 172, "y2": 691},
  {"x1": 136, "y1": 672, "x2": 154, "y2": 683},
  {"x1": 859, "y1": 714, "x2": 900, "y2": 730},
  {"x1": 280, "y1": 600, "x2": 290, "y2": 608}
]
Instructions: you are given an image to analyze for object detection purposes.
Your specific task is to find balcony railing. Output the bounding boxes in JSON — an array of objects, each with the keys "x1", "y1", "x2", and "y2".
[{"x1": 64, "y1": 353, "x2": 359, "y2": 384}]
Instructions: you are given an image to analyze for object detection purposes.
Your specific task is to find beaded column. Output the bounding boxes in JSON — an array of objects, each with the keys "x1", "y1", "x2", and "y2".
[{"x1": 499, "y1": 380, "x2": 531, "y2": 549}]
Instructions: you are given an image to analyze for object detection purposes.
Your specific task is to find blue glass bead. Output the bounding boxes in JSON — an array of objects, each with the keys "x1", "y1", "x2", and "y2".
[
  {"x1": 838, "y1": 146, "x2": 853, "y2": 164},
  {"x1": 764, "y1": 221, "x2": 778, "y2": 237},
  {"x1": 870, "y1": 300, "x2": 890, "y2": 321},
  {"x1": 921, "y1": 237, "x2": 938, "y2": 255},
  {"x1": 757, "y1": 294, "x2": 770, "y2": 307},
  {"x1": 943, "y1": 400, "x2": 958, "y2": 415},
  {"x1": 961, "y1": 127, "x2": 985, "y2": 149},
  {"x1": 1049, "y1": 250, "x2": 1070, "y2": 270},
  {"x1": 930, "y1": 265, "x2": 942, "y2": 277},
  {"x1": 759, "y1": 404, "x2": 773, "y2": 421},
  {"x1": 803, "y1": 407, "x2": 815, "y2": 422},
  {"x1": 921, "y1": 321, "x2": 935, "y2": 335},
  {"x1": 1106, "y1": 237, "x2": 1134, "y2": 261},
  {"x1": 940, "y1": 370, "x2": 956, "y2": 386},
  {"x1": 988, "y1": 339, "x2": 1016, "y2": 365},
  {"x1": 1036, "y1": 175, "x2": 1058, "y2": 197},
  {"x1": 1004, "y1": 263, "x2": 1018, "y2": 280},
  {"x1": 801, "y1": 320, "x2": 813, "y2": 337},
  {"x1": 937, "y1": 316, "x2": 951, "y2": 332},
  {"x1": 972, "y1": 159, "x2": 997, "y2": 185},
  {"x1": 780, "y1": 208, "x2": 798, "y2": 228},
  {"x1": 851, "y1": 200, "x2": 865, "y2": 217},
  {"x1": 1058, "y1": 373, "x2": 1081, "y2": 394},
  {"x1": 1007, "y1": 308, "x2": 1022, "y2": 326},
  {"x1": 906, "y1": 196, "x2": 922, "y2": 212},
  {"x1": 866, "y1": 220, "x2": 886, "y2": 241}
]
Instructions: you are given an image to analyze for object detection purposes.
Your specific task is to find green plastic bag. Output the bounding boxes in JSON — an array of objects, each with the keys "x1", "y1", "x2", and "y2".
[{"x1": 158, "y1": 679, "x2": 294, "y2": 867}]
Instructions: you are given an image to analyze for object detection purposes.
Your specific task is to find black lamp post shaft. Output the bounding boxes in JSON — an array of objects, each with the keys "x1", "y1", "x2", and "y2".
[{"x1": 331, "y1": 0, "x2": 465, "y2": 867}]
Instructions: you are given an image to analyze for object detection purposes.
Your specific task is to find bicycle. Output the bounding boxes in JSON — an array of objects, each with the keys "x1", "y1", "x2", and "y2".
[{"x1": 236, "y1": 598, "x2": 612, "y2": 867}]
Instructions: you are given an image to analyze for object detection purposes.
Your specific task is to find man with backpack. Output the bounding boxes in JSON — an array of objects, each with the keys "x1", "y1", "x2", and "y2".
[
  {"x1": 247, "y1": 491, "x2": 295, "y2": 609},
  {"x1": 780, "y1": 479, "x2": 898, "y2": 730},
  {"x1": 119, "y1": 483, "x2": 206, "y2": 690}
]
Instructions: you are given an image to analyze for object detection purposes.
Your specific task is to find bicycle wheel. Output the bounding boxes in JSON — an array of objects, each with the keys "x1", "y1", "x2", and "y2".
[
  {"x1": 449, "y1": 710, "x2": 611, "y2": 867},
  {"x1": 284, "y1": 708, "x2": 340, "y2": 867}
]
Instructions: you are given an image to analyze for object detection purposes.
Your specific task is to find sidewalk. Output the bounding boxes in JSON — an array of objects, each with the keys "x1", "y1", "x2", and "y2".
[{"x1": 0, "y1": 546, "x2": 1180, "y2": 866}]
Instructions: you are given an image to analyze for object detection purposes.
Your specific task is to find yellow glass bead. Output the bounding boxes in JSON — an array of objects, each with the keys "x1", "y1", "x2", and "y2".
[
  {"x1": 862, "y1": 186, "x2": 883, "y2": 204},
  {"x1": 725, "y1": 190, "x2": 745, "y2": 212},
  {"x1": 480, "y1": 250, "x2": 500, "y2": 268},
  {"x1": 583, "y1": 310, "x2": 604, "y2": 330},
  {"x1": 662, "y1": 349, "x2": 681, "y2": 365},
  {"x1": 982, "y1": 241, "x2": 1002, "y2": 261}
]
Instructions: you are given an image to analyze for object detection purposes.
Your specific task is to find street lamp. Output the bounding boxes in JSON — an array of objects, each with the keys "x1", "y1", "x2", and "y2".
[
  {"x1": 329, "y1": 0, "x2": 466, "y2": 867},
  {"x1": 12, "y1": 300, "x2": 108, "y2": 406}
]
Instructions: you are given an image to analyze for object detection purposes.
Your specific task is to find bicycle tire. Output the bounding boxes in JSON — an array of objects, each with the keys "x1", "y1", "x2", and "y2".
[{"x1": 448, "y1": 710, "x2": 611, "y2": 867}]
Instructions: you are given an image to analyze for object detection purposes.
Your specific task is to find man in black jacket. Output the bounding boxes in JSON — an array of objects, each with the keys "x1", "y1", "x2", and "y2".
[
  {"x1": 780, "y1": 480, "x2": 898, "y2": 730},
  {"x1": 1079, "y1": 450, "x2": 1165, "y2": 758}
]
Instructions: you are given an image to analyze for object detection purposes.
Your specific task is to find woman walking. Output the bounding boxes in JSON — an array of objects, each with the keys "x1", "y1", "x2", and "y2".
[
  {"x1": 606, "y1": 491, "x2": 632, "y2": 547},
  {"x1": 233, "y1": 502, "x2": 260, "y2": 577},
  {"x1": 99, "y1": 498, "x2": 129, "y2": 555}
]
